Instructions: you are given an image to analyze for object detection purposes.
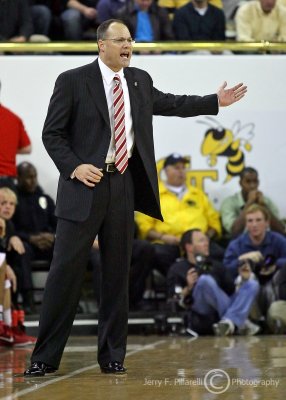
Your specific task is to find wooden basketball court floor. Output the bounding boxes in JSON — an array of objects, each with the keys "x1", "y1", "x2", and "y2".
[{"x1": 1, "y1": 335, "x2": 285, "y2": 400}]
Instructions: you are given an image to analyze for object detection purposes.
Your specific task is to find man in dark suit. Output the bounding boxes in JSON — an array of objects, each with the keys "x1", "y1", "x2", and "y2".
[{"x1": 24, "y1": 18, "x2": 246, "y2": 376}]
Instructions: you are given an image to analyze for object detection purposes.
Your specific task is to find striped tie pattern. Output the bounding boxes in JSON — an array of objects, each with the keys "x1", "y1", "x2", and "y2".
[{"x1": 113, "y1": 74, "x2": 128, "y2": 174}]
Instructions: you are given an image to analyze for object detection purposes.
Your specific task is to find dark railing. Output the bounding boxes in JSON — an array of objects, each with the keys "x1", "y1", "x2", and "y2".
[{"x1": 1, "y1": 41, "x2": 286, "y2": 53}]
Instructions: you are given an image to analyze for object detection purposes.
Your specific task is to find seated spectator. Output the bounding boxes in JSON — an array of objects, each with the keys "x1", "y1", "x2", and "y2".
[
  {"x1": 97, "y1": 0, "x2": 126, "y2": 23},
  {"x1": 0, "y1": 0, "x2": 49, "y2": 42},
  {"x1": 168, "y1": 229, "x2": 259, "y2": 336},
  {"x1": 0, "y1": 200, "x2": 36, "y2": 346},
  {"x1": 0, "y1": 247, "x2": 16, "y2": 345},
  {"x1": 136, "y1": 153, "x2": 222, "y2": 276},
  {"x1": 167, "y1": 229, "x2": 229, "y2": 298},
  {"x1": 0, "y1": 188, "x2": 25, "y2": 256},
  {"x1": 0, "y1": 188, "x2": 27, "y2": 307},
  {"x1": 0, "y1": 80, "x2": 32, "y2": 192},
  {"x1": 29, "y1": 0, "x2": 52, "y2": 36},
  {"x1": 0, "y1": 0, "x2": 33, "y2": 42},
  {"x1": 220, "y1": 167, "x2": 284, "y2": 238},
  {"x1": 173, "y1": 0, "x2": 225, "y2": 41},
  {"x1": 116, "y1": 0, "x2": 174, "y2": 42},
  {"x1": 60, "y1": 0, "x2": 98, "y2": 40},
  {"x1": 235, "y1": 0, "x2": 286, "y2": 42},
  {"x1": 224, "y1": 204, "x2": 286, "y2": 322},
  {"x1": 12, "y1": 162, "x2": 57, "y2": 313}
]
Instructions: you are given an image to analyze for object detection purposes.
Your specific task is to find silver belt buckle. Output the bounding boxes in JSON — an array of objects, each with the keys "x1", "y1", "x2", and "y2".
[{"x1": 106, "y1": 163, "x2": 116, "y2": 172}]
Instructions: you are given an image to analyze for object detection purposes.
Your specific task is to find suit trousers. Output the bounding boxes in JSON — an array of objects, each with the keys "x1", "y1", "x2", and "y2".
[{"x1": 31, "y1": 168, "x2": 134, "y2": 368}]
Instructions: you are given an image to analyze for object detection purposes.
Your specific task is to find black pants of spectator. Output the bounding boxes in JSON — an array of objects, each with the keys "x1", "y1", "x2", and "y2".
[
  {"x1": 187, "y1": 309, "x2": 219, "y2": 335},
  {"x1": 90, "y1": 239, "x2": 155, "y2": 308},
  {"x1": 129, "y1": 240, "x2": 155, "y2": 306},
  {"x1": 257, "y1": 266, "x2": 286, "y2": 316},
  {"x1": 9, "y1": 242, "x2": 53, "y2": 312},
  {"x1": 152, "y1": 244, "x2": 180, "y2": 276}
]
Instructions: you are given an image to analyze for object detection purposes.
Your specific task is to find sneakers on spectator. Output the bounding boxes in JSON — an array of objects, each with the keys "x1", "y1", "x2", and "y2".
[
  {"x1": 213, "y1": 319, "x2": 235, "y2": 336},
  {"x1": 238, "y1": 319, "x2": 260, "y2": 336},
  {"x1": 11, "y1": 309, "x2": 37, "y2": 346},
  {"x1": 0, "y1": 322, "x2": 14, "y2": 346},
  {"x1": 12, "y1": 327, "x2": 36, "y2": 347},
  {"x1": 1, "y1": 319, "x2": 36, "y2": 346},
  {"x1": 185, "y1": 327, "x2": 199, "y2": 338}
]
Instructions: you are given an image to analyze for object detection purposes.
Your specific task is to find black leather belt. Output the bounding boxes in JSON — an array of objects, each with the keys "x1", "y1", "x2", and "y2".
[{"x1": 104, "y1": 163, "x2": 117, "y2": 173}]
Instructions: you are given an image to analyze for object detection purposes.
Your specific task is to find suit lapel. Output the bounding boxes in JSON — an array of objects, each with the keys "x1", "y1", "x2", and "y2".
[
  {"x1": 124, "y1": 68, "x2": 140, "y2": 134},
  {"x1": 86, "y1": 61, "x2": 140, "y2": 132},
  {"x1": 86, "y1": 59, "x2": 110, "y2": 127}
]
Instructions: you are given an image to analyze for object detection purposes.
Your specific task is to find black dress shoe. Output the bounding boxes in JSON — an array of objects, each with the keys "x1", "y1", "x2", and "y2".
[
  {"x1": 24, "y1": 361, "x2": 57, "y2": 377},
  {"x1": 100, "y1": 361, "x2": 127, "y2": 374}
]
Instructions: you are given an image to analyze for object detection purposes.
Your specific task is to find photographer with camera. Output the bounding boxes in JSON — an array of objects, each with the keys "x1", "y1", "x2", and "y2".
[
  {"x1": 167, "y1": 229, "x2": 259, "y2": 336},
  {"x1": 224, "y1": 204, "x2": 286, "y2": 330}
]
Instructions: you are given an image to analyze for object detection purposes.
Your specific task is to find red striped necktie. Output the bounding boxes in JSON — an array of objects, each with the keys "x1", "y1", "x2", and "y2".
[{"x1": 113, "y1": 74, "x2": 128, "y2": 174}]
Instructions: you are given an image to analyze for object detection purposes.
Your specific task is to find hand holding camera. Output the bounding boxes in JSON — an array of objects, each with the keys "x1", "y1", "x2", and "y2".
[
  {"x1": 238, "y1": 260, "x2": 253, "y2": 280},
  {"x1": 186, "y1": 267, "x2": 198, "y2": 289},
  {"x1": 238, "y1": 251, "x2": 263, "y2": 264},
  {"x1": 238, "y1": 252, "x2": 276, "y2": 278}
]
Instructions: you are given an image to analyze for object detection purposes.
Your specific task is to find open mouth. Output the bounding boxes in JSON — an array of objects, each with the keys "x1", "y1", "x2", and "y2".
[{"x1": 120, "y1": 52, "x2": 130, "y2": 60}]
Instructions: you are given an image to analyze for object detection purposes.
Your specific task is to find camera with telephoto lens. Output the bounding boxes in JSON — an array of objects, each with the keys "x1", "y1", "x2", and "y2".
[
  {"x1": 194, "y1": 254, "x2": 213, "y2": 275},
  {"x1": 238, "y1": 254, "x2": 276, "y2": 275}
]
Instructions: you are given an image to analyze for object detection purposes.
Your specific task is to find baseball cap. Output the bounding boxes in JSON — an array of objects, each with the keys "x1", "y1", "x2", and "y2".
[{"x1": 163, "y1": 153, "x2": 189, "y2": 168}]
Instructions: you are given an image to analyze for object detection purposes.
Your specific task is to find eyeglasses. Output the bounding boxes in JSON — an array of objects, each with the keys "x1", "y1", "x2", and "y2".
[{"x1": 103, "y1": 38, "x2": 135, "y2": 45}]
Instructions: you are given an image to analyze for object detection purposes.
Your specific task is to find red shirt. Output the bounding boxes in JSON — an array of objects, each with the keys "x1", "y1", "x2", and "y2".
[{"x1": 0, "y1": 104, "x2": 31, "y2": 177}]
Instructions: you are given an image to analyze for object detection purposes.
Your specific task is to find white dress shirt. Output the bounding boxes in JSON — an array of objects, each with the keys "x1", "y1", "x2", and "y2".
[{"x1": 98, "y1": 57, "x2": 134, "y2": 164}]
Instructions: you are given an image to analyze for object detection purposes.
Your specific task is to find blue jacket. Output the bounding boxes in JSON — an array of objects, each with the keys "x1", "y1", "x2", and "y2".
[{"x1": 223, "y1": 231, "x2": 286, "y2": 278}]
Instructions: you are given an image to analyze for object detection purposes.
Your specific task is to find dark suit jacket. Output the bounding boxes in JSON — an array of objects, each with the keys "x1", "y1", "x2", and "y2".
[
  {"x1": 42, "y1": 59, "x2": 218, "y2": 222},
  {"x1": 173, "y1": 3, "x2": 225, "y2": 41}
]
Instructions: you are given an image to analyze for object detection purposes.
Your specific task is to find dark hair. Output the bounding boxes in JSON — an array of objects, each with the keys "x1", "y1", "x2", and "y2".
[
  {"x1": 97, "y1": 19, "x2": 128, "y2": 41},
  {"x1": 180, "y1": 229, "x2": 201, "y2": 256},
  {"x1": 239, "y1": 167, "x2": 258, "y2": 180},
  {"x1": 17, "y1": 162, "x2": 36, "y2": 177}
]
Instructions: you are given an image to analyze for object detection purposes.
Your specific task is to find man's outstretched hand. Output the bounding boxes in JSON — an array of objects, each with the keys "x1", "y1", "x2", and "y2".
[{"x1": 217, "y1": 81, "x2": 247, "y2": 107}]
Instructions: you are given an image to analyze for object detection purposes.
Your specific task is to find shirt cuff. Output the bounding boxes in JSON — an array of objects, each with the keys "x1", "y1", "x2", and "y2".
[{"x1": 70, "y1": 167, "x2": 78, "y2": 179}]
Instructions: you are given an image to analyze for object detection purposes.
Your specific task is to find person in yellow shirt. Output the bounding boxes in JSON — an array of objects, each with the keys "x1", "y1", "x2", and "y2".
[
  {"x1": 235, "y1": 0, "x2": 286, "y2": 42},
  {"x1": 136, "y1": 153, "x2": 222, "y2": 275}
]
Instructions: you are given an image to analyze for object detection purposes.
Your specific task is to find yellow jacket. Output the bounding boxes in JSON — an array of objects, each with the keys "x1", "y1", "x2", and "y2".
[{"x1": 136, "y1": 182, "x2": 221, "y2": 241}]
